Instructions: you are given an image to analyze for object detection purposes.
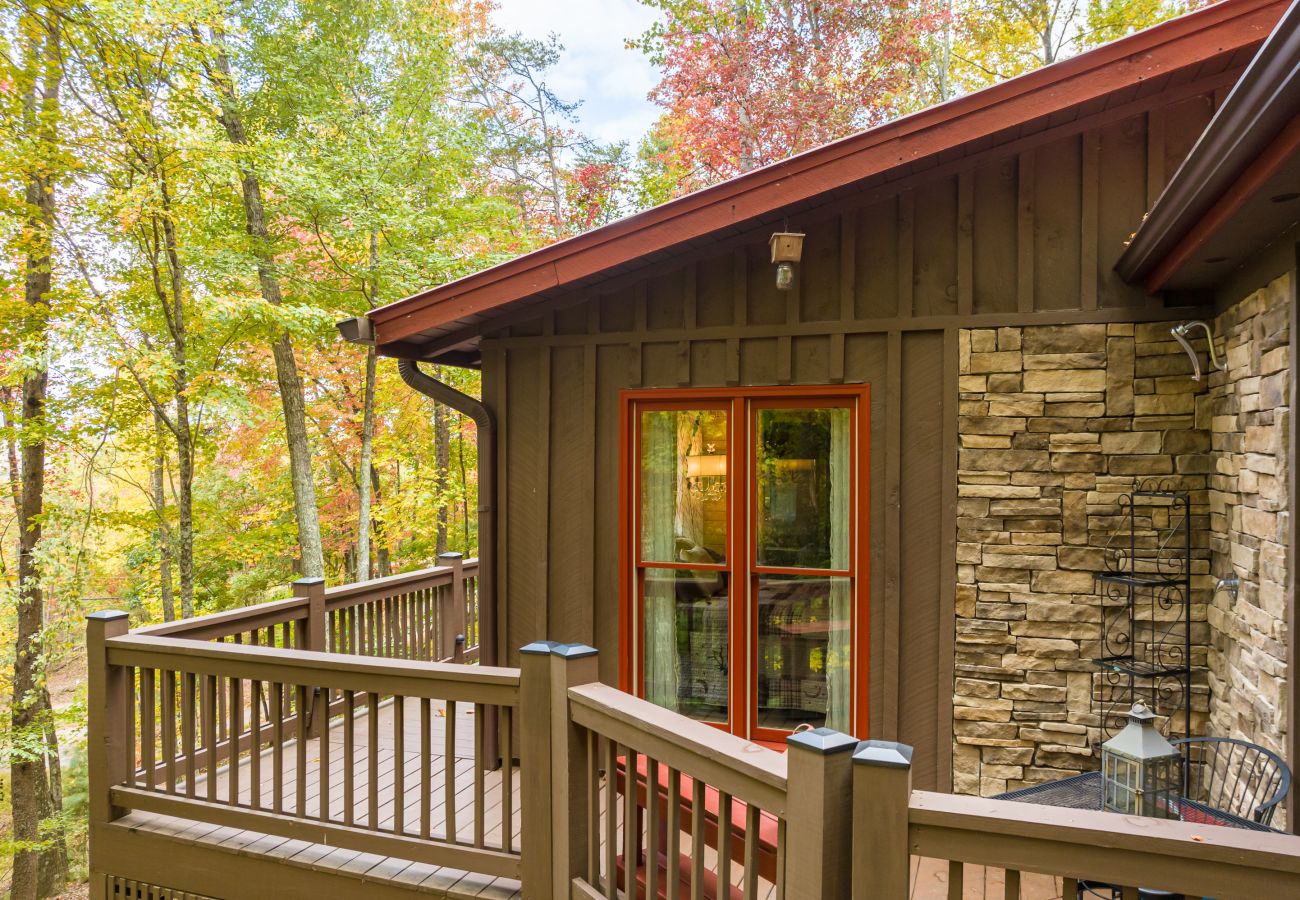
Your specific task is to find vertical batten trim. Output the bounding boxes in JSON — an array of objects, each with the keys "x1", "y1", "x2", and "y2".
[
  {"x1": 938, "y1": 326, "x2": 959, "y2": 792},
  {"x1": 833, "y1": 213, "x2": 855, "y2": 383},
  {"x1": 957, "y1": 172, "x2": 974, "y2": 318},
  {"x1": 883, "y1": 329, "x2": 903, "y2": 736},
  {"x1": 630, "y1": 283, "x2": 646, "y2": 387},
  {"x1": 1017, "y1": 152, "x2": 1036, "y2": 314},
  {"x1": 490, "y1": 345, "x2": 510, "y2": 664},
  {"x1": 899, "y1": 191, "x2": 915, "y2": 319},
  {"x1": 538, "y1": 346, "x2": 553, "y2": 636},
  {"x1": 1081, "y1": 130, "x2": 1101, "y2": 311},
  {"x1": 581, "y1": 341, "x2": 598, "y2": 646}
]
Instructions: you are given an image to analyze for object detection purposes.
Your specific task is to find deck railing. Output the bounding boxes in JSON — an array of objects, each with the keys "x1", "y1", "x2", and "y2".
[
  {"x1": 131, "y1": 554, "x2": 480, "y2": 663},
  {"x1": 88, "y1": 612, "x2": 1300, "y2": 900},
  {"x1": 90, "y1": 624, "x2": 520, "y2": 866}
]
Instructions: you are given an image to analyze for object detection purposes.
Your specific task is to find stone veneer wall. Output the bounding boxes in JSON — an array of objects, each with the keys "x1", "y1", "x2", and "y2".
[
  {"x1": 954, "y1": 322, "x2": 1216, "y2": 797},
  {"x1": 1205, "y1": 272, "x2": 1291, "y2": 767}
]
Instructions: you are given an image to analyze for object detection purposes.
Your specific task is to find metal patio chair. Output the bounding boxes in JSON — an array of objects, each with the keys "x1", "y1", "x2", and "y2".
[{"x1": 1173, "y1": 736, "x2": 1290, "y2": 827}]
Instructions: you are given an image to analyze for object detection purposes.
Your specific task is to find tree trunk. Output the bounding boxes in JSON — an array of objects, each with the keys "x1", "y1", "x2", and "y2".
[
  {"x1": 11, "y1": 7, "x2": 68, "y2": 896},
  {"x1": 356, "y1": 233, "x2": 378, "y2": 582},
  {"x1": 434, "y1": 368, "x2": 451, "y2": 557},
  {"x1": 356, "y1": 343, "x2": 377, "y2": 581},
  {"x1": 175, "y1": 391, "x2": 195, "y2": 617},
  {"x1": 206, "y1": 25, "x2": 324, "y2": 578},
  {"x1": 371, "y1": 465, "x2": 391, "y2": 577},
  {"x1": 153, "y1": 411, "x2": 175, "y2": 622}
]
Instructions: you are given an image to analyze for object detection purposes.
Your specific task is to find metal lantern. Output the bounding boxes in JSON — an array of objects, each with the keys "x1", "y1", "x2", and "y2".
[{"x1": 1101, "y1": 702, "x2": 1182, "y2": 818}]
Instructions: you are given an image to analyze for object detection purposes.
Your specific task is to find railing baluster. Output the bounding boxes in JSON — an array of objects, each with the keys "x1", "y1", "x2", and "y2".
[
  {"x1": 474, "y1": 701, "x2": 486, "y2": 848},
  {"x1": 249, "y1": 679, "x2": 261, "y2": 809},
  {"x1": 587, "y1": 730, "x2": 600, "y2": 885},
  {"x1": 202, "y1": 674, "x2": 217, "y2": 802},
  {"x1": 216, "y1": 649, "x2": 227, "y2": 745},
  {"x1": 691, "y1": 778, "x2": 705, "y2": 900},
  {"x1": 646, "y1": 756, "x2": 661, "y2": 900},
  {"x1": 666, "y1": 767, "x2": 681, "y2": 900},
  {"x1": 295, "y1": 684, "x2": 308, "y2": 817},
  {"x1": 948, "y1": 860, "x2": 963, "y2": 900},
  {"x1": 421, "y1": 697, "x2": 432, "y2": 839},
  {"x1": 271, "y1": 681, "x2": 284, "y2": 814},
  {"x1": 368, "y1": 692, "x2": 380, "y2": 828},
  {"x1": 343, "y1": 689, "x2": 355, "y2": 827},
  {"x1": 624, "y1": 747, "x2": 638, "y2": 896},
  {"x1": 743, "y1": 802, "x2": 759, "y2": 899},
  {"x1": 445, "y1": 699, "x2": 457, "y2": 842},
  {"x1": 776, "y1": 818, "x2": 786, "y2": 900},
  {"x1": 228, "y1": 675, "x2": 241, "y2": 805},
  {"x1": 718, "y1": 790, "x2": 733, "y2": 894},
  {"x1": 182, "y1": 673, "x2": 196, "y2": 798},
  {"x1": 140, "y1": 668, "x2": 155, "y2": 790},
  {"x1": 162, "y1": 669, "x2": 176, "y2": 793},
  {"x1": 1063, "y1": 877, "x2": 1079, "y2": 898},
  {"x1": 319, "y1": 682, "x2": 331, "y2": 823},
  {"x1": 501, "y1": 704, "x2": 514, "y2": 852},
  {"x1": 393, "y1": 695, "x2": 405, "y2": 834},
  {"x1": 1004, "y1": 867, "x2": 1020, "y2": 900},
  {"x1": 125, "y1": 667, "x2": 137, "y2": 788},
  {"x1": 603, "y1": 737, "x2": 617, "y2": 899}
]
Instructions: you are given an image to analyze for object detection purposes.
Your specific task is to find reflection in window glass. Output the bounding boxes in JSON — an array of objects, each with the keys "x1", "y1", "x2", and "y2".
[
  {"x1": 756, "y1": 407, "x2": 850, "y2": 570},
  {"x1": 640, "y1": 409, "x2": 728, "y2": 564},
  {"x1": 755, "y1": 575, "x2": 851, "y2": 732},
  {"x1": 643, "y1": 568, "x2": 729, "y2": 724}
]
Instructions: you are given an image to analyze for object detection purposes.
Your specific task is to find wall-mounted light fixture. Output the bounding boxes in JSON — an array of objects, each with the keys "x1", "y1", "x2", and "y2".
[
  {"x1": 1170, "y1": 320, "x2": 1227, "y2": 382},
  {"x1": 770, "y1": 231, "x2": 805, "y2": 291}
]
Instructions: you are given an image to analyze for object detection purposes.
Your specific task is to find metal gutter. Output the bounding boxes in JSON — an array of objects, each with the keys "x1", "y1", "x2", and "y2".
[
  {"x1": 396, "y1": 360, "x2": 498, "y2": 676},
  {"x1": 1116, "y1": 0, "x2": 1300, "y2": 285},
  {"x1": 335, "y1": 317, "x2": 499, "y2": 674}
]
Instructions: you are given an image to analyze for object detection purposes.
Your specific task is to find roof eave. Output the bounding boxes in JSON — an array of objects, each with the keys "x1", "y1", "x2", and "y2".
[{"x1": 1116, "y1": 0, "x2": 1300, "y2": 291}]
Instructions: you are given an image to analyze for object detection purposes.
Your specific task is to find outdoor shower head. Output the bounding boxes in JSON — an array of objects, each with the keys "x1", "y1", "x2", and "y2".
[{"x1": 1170, "y1": 321, "x2": 1227, "y2": 382}]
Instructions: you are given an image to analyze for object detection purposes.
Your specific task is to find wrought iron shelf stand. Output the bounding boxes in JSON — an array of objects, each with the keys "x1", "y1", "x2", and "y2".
[{"x1": 1092, "y1": 487, "x2": 1193, "y2": 743}]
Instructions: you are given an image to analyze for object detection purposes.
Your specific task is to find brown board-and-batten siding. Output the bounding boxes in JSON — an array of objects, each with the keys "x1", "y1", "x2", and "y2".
[{"x1": 478, "y1": 83, "x2": 1232, "y2": 792}]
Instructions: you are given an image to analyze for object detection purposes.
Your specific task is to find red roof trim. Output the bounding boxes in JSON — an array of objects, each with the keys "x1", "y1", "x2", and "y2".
[{"x1": 370, "y1": 0, "x2": 1286, "y2": 350}]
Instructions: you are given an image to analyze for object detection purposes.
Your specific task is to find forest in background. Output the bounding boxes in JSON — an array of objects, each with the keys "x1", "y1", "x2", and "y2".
[{"x1": 0, "y1": 0, "x2": 1201, "y2": 894}]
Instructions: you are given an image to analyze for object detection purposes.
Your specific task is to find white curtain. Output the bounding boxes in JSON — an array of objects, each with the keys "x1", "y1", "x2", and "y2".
[
  {"x1": 642, "y1": 411, "x2": 681, "y2": 710},
  {"x1": 826, "y1": 409, "x2": 852, "y2": 732}
]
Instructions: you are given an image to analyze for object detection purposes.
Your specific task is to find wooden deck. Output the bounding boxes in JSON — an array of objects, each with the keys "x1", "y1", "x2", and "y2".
[{"x1": 109, "y1": 696, "x2": 1066, "y2": 900}]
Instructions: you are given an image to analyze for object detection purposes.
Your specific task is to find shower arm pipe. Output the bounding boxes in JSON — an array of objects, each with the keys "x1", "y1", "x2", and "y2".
[
  {"x1": 398, "y1": 359, "x2": 498, "y2": 673},
  {"x1": 1171, "y1": 321, "x2": 1228, "y2": 382}
]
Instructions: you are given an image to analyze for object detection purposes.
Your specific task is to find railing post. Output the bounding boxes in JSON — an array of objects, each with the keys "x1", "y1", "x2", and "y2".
[
  {"x1": 87, "y1": 610, "x2": 131, "y2": 900},
  {"x1": 851, "y1": 740, "x2": 914, "y2": 900},
  {"x1": 438, "y1": 552, "x2": 466, "y2": 662},
  {"x1": 519, "y1": 640, "x2": 599, "y2": 899},
  {"x1": 295, "y1": 577, "x2": 326, "y2": 737},
  {"x1": 783, "y1": 727, "x2": 859, "y2": 900}
]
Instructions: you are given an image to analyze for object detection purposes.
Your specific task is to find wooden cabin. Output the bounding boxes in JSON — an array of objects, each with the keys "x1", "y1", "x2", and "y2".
[{"x1": 86, "y1": 1, "x2": 1300, "y2": 897}]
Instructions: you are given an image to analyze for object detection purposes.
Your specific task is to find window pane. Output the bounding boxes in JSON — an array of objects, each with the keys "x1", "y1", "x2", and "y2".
[
  {"x1": 640, "y1": 408, "x2": 728, "y2": 564},
  {"x1": 643, "y1": 568, "x2": 729, "y2": 724},
  {"x1": 755, "y1": 574, "x2": 851, "y2": 732},
  {"x1": 755, "y1": 407, "x2": 850, "y2": 570}
]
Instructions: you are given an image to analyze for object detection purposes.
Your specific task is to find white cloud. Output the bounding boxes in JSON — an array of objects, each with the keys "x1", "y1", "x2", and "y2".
[{"x1": 490, "y1": 0, "x2": 662, "y2": 147}]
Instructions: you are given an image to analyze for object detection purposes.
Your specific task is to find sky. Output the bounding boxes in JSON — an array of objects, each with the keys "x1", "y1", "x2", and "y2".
[{"x1": 490, "y1": 0, "x2": 662, "y2": 147}]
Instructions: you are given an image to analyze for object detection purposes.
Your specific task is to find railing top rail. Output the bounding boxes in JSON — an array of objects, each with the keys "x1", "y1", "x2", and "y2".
[
  {"x1": 131, "y1": 596, "x2": 308, "y2": 639},
  {"x1": 106, "y1": 632, "x2": 520, "y2": 705},
  {"x1": 568, "y1": 681, "x2": 788, "y2": 815},
  {"x1": 325, "y1": 559, "x2": 479, "y2": 607},
  {"x1": 909, "y1": 790, "x2": 1300, "y2": 897},
  {"x1": 130, "y1": 560, "x2": 480, "y2": 641}
]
